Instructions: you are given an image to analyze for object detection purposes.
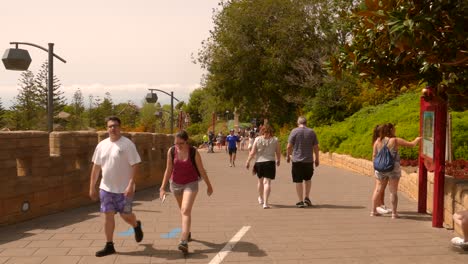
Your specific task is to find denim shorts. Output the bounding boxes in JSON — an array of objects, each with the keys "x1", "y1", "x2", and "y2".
[
  {"x1": 170, "y1": 180, "x2": 199, "y2": 196},
  {"x1": 99, "y1": 189, "x2": 133, "y2": 214}
]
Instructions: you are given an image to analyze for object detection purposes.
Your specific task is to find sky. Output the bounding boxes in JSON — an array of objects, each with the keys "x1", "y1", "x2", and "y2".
[{"x1": 0, "y1": 0, "x2": 221, "y2": 108}]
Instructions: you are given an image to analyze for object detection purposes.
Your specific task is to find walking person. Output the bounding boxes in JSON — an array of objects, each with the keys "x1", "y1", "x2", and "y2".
[
  {"x1": 370, "y1": 123, "x2": 420, "y2": 218},
  {"x1": 226, "y1": 129, "x2": 240, "y2": 167},
  {"x1": 159, "y1": 130, "x2": 213, "y2": 253},
  {"x1": 286, "y1": 116, "x2": 320, "y2": 208},
  {"x1": 245, "y1": 125, "x2": 281, "y2": 209},
  {"x1": 89, "y1": 116, "x2": 144, "y2": 257},
  {"x1": 452, "y1": 210, "x2": 468, "y2": 249}
]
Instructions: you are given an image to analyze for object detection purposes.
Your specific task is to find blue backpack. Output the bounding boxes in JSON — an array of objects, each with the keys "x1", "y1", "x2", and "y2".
[{"x1": 373, "y1": 140, "x2": 395, "y2": 172}]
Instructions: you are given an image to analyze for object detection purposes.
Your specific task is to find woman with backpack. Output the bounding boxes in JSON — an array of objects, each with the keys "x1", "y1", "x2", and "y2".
[
  {"x1": 370, "y1": 123, "x2": 420, "y2": 219},
  {"x1": 159, "y1": 130, "x2": 214, "y2": 253}
]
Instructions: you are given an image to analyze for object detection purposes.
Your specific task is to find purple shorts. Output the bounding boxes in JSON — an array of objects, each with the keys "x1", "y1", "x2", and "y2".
[{"x1": 99, "y1": 189, "x2": 133, "y2": 214}]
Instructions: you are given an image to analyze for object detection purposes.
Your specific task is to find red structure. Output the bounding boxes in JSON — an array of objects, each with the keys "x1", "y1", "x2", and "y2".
[{"x1": 418, "y1": 86, "x2": 448, "y2": 228}]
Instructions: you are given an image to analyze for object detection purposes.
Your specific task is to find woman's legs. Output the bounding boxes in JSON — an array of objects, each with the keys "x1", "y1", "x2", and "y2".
[
  {"x1": 263, "y1": 178, "x2": 271, "y2": 207},
  {"x1": 257, "y1": 177, "x2": 264, "y2": 204},
  {"x1": 371, "y1": 178, "x2": 387, "y2": 215},
  {"x1": 180, "y1": 190, "x2": 198, "y2": 241},
  {"x1": 388, "y1": 177, "x2": 400, "y2": 218}
]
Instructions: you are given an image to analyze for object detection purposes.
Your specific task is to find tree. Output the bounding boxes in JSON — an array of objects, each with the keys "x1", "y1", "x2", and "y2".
[
  {"x1": 332, "y1": 0, "x2": 468, "y2": 110},
  {"x1": 198, "y1": 0, "x2": 350, "y2": 124},
  {"x1": 66, "y1": 88, "x2": 86, "y2": 130},
  {"x1": 34, "y1": 61, "x2": 67, "y2": 118},
  {"x1": 0, "y1": 98, "x2": 5, "y2": 128},
  {"x1": 10, "y1": 71, "x2": 41, "y2": 130},
  {"x1": 114, "y1": 101, "x2": 139, "y2": 129}
]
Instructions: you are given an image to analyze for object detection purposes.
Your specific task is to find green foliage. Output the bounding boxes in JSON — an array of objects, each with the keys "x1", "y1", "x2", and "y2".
[
  {"x1": 188, "y1": 134, "x2": 205, "y2": 148},
  {"x1": 312, "y1": 92, "x2": 468, "y2": 160},
  {"x1": 185, "y1": 123, "x2": 208, "y2": 136},
  {"x1": 9, "y1": 71, "x2": 42, "y2": 130},
  {"x1": 315, "y1": 92, "x2": 421, "y2": 160},
  {"x1": 331, "y1": 0, "x2": 468, "y2": 108},
  {"x1": 305, "y1": 75, "x2": 362, "y2": 126},
  {"x1": 451, "y1": 111, "x2": 468, "y2": 160},
  {"x1": 197, "y1": 0, "x2": 352, "y2": 124},
  {"x1": 34, "y1": 61, "x2": 67, "y2": 119}
]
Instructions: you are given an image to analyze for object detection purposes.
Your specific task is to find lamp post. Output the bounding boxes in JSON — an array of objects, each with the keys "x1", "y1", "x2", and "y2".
[
  {"x1": 2, "y1": 42, "x2": 66, "y2": 132},
  {"x1": 145, "y1": 89, "x2": 180, "y2": 134}
]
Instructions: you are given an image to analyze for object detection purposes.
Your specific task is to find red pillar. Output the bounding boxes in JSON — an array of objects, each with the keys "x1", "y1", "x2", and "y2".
[{"x1": 432, "y1": 100, "x2": 447, "y2": 227}]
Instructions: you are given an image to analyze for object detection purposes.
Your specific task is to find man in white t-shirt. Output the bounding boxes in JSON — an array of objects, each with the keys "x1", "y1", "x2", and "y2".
[{"x1": 89, "y1": 116, "x2": 143, "y2": 257}]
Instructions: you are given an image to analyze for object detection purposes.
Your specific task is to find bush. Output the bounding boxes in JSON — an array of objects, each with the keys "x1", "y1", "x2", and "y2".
[
  {"x1": 312, "y1": 92, "x2": 467, "y2": 161},
  {"x1": 188, "y1": 134, "x2": 205, "y2": 148}
]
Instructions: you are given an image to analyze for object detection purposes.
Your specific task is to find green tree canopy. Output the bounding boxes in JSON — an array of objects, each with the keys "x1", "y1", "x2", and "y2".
[
  {"x1": 332, "y1": 0, "x2": 468, "y2": 110},
  {"x1": 197, "y1": 0, "x2": 349, "y2": 124}
]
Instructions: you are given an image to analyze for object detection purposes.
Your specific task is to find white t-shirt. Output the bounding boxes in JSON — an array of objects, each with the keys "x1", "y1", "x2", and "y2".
[
  {"x1": 254, "y1": 136, "x2": 278, "y2": 162},
  {"x1": 92, "y1": 136, "x2": 141, "y2": 193}
]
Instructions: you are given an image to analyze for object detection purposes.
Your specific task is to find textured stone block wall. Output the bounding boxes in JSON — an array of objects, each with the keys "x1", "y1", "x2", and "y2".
[
  {"x1": 320, "y1": 151, "x2": 468, "y2": 231},
  {"x1": 0, "y1": 131, "x2": 174, "y2": 226}
]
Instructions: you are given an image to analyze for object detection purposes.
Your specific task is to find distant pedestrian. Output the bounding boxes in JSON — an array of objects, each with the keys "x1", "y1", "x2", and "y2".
[
  {"x1": 89, "y1": 116, "x2": 144, "y2": 257},
  {"x1": 245, "y1": 125, "x2": 281, "y2": 209},
  {"x1": 159, "y1": 130, "x2": 213, "y2": 254},
  {"x1": 370, "y1": 123, "x2": 420, "y2": 218},
  {"x1": 248, "y1": 130, "x2": 256, "y2": 151},
  {"x1": 286, "y1": 116, "x2": 319, "y2": 208},
  {"x1": 452, "y1": 210, "x2": 468, "y2": 249},
  {"x1": 216, "y1": 132, "x2": 223, "y2": 150},
  {"x1": 226, "y1": 129, "x2": 240, "y2": 167}
]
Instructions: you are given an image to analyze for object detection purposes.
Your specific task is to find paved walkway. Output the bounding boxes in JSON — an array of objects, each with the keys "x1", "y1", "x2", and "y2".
[{"x1": 0, "y1": 149, "x2": 467, "y2": 263}]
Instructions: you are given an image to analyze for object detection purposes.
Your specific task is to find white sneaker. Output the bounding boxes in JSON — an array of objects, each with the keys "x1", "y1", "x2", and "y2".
[
  {"x1": 377, "y1": 205, "x2": 391, "y2": 214},
  {"x1": 376, "y1": 206, "x2": 387, "y2": 215},
  {"x1": 451, "y1": 237, "x2": 468, "y2": 249}
]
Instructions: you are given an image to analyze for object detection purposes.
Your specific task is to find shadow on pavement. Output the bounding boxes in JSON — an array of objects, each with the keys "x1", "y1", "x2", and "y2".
[
  {"x1": 0, "y1": 188, "x2": 158, "y2": 246},
  {"x1": 314, "y1": 204, "x2": 366, "y2": 209},
  {"x1": 118, "y1": 238, "x2": 267, "y2": 260},
  {"x1": 269, "y1": 203, "x2": 365, "y2": 209},
  {"x1": 397, "y1": 211, "x2": 432, "y2": 222}
]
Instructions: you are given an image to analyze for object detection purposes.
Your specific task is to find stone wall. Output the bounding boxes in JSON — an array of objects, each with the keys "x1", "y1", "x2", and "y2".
[
  {"x1": 0, "y1": 131, "x2": 174, "y2": 226},
  {"x1": 320, "y1": 151, "x2": 468, "y2": 232}
]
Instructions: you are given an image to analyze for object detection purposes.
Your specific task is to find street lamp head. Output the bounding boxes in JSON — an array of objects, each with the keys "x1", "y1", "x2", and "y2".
[
  {"x1": 2, "y1": 48, "x2": 32, "y2": 71},
  {"x1": 146, "y1": 92, "x2": 158, "y2": 103}
]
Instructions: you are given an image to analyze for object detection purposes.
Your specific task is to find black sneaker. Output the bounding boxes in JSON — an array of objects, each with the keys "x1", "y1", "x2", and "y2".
[
  {"x1": 95, "y1": 242, "x2": 116, "y2": 257},
  {"x1": 178, "y1": 240, "x2": 189, "y2": 254},
  {"x1": 304, "y1": 197, "x2": 312, "y2": 207},
  {"x1": 296, "y1": 201, "x2": 305, "y2": 208},
  {"x1": 134, "y1": 220, "x2": 143, "y2": 243}
]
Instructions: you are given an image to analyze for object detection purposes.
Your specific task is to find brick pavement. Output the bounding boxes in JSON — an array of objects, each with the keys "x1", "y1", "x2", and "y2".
[{"x1": 0, "y1": 149, "x2": 467, "y2": 263}]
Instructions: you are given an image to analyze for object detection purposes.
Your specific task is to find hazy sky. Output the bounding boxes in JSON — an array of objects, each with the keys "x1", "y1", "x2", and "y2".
[{"x1": 0, "y1": 0, "x2": 221, "y2": 108}]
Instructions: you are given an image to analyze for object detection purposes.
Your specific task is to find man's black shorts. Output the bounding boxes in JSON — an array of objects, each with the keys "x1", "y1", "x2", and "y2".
[
  {"x1": 253, "y1": 161, "x2": 276, "y2": 179},
  {"x1": 291, "y1": 162, "x2": 314, "y2": 183},
  {"x1": 228, "y1": 147, "x2": 237, "y2": 155}
]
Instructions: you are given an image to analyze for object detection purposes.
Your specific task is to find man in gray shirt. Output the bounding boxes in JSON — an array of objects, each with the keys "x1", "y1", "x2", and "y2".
[{"x1": 286, "y1": 116, "x2": 319, "y2": 208}]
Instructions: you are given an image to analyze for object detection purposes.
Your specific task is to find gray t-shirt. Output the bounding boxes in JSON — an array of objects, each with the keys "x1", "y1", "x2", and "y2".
[{"x1": 288, "y1": 126, "x2": 319, "y2": 163}]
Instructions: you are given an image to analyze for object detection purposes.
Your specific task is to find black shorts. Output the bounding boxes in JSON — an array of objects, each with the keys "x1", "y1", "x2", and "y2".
[
  {"x1": 228, "y1": 147, "x2": 237, "y2": 155},
  {"x1": 292, "y1": 162, "x2": 314, "y2": 183},
  {"x1": 253, "y1": 161, "x2": 276, "y2": 179}
]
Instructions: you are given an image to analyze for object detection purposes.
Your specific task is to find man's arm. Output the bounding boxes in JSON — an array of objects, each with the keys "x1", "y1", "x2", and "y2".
[
  {"x1": 125, "y1": 163, "x2": 140, "y2": 198},
  {"x1": 89, "y1": 164, "x2": 101, "y2": 201},
  {"x1": 313, "y1": 144, "x2": 320, "y2": 167},
  {"x1": 286, "y1": 143, "x2": 293, "y2": 163}
]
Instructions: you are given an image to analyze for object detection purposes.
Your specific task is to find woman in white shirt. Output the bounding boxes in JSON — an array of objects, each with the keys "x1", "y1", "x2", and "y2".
[{"x1": 245, "y1": 125, "x2": 281, "y2": 209}]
